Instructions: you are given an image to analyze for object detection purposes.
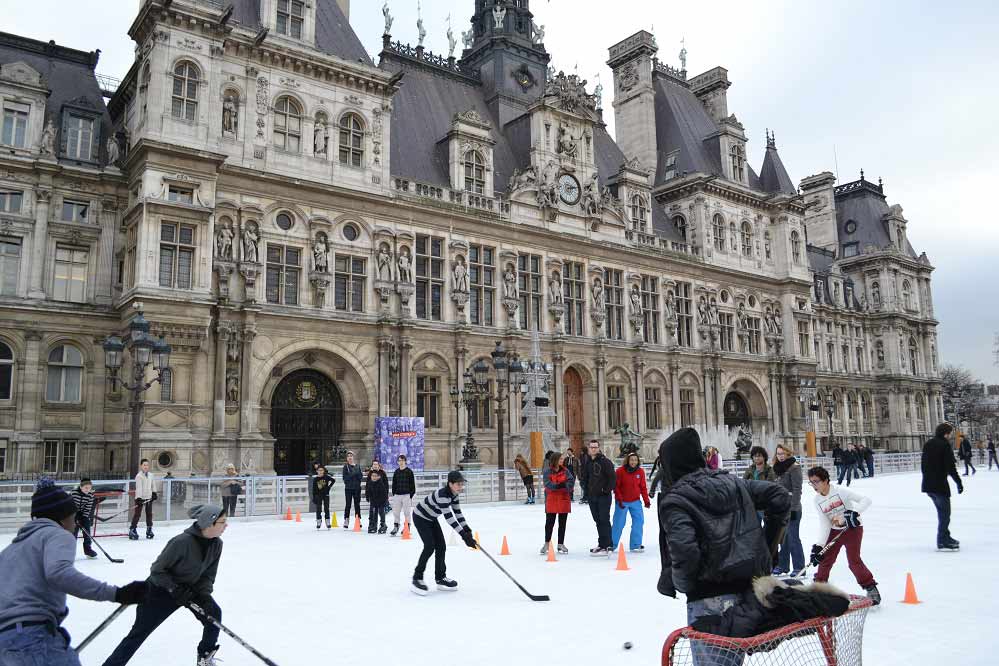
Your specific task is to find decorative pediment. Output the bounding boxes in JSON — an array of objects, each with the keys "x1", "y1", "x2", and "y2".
[
  {"x1": 453, "y1": 108, "x2": 491, "y2": 130},
  {"x1": 543, "y1": 71, "x2": 597, "y2": 115},
  {"x1": 0, "y1": 61, "x2": 44, "y2": 88}
]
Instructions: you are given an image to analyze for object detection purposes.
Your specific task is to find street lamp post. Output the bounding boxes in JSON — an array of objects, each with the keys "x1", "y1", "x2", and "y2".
[
  {"x1": 484, "y1": 341, "x2": 525, "y2": 501},
  {"x1": 103, "y1": 311, "x2": 171, "y2": 476},
  {"x1": 449, "y1": 366, "x2": 488, "y2": 464},
  {"x1": 825, "y1": 394, "x2": 836, "y2": 450}
]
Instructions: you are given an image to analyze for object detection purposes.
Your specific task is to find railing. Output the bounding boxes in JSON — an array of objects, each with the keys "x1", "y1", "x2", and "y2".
[
  {"x1": 393, "y1": 178, "x2": 511, "y2": 216},
  {"x1": 95, "y1": 72, "x2": 120, "y2": 97},
  {"x1": 0, "y1": 453, "x2": 924, "y2": 532}
]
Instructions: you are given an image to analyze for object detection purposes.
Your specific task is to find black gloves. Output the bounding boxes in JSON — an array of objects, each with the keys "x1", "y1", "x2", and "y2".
[
  {"x1": 171, "y1": 584, "x2": 195, "y2": 606},
  {"x1": 843, "y1": 510, "x2": 861, "y2": 529},
  {"x1": 460, "y1": 528, "x2": 477, "y2": 549},
  {"x1": 553, "y1": 482, "x2": 566, "y2": 489},
  {"x1": 789, "y1": 510, "x2": 801, "y2": 522},
  {"x1": 151, "y1": 492, "x2": 158, "y2": 502},
  {"x1": 114, "y1": 580, "x2": 148, "y2": 605},
  {"x1": 957, "y1": 481, "x2": 964, "y2": 494},
  {"x1": 810, "y1": 544, "x2": 824, "y2": 567}
]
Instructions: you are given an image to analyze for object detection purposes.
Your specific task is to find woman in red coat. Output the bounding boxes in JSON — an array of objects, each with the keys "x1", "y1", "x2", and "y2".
[{"x1": 541, "y1": 452, "x2": 575, "y2": 555}]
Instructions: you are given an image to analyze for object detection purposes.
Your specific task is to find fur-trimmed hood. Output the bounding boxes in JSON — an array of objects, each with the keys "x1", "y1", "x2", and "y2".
[{"x1": 752, "y1": 576, "x2": 850, "y2": 609}]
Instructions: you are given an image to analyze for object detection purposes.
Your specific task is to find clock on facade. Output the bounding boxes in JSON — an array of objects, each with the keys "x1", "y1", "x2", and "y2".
[{"x1": 558, "y1": 174, "x2": 580, "y2": 205}]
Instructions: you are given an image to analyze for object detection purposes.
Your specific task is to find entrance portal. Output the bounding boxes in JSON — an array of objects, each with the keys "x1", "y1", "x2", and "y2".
[
  {"x1": 564, "y1": 368, "x2": 584, "y2": 455},
  {"x1": 271, "y1": 369, "x2": 343, "y2": 475}
]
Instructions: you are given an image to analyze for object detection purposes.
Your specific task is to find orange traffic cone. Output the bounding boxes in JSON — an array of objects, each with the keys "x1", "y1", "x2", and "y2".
[
  {"x1": 295, "y1": 511, "x2": 302, "y2": 523},
  {"x1": 401, "y1": 521, "x2": 412, "y2": 540},
  {"x1": 353, "y1": 514, "x2": 362, "y2": 532},
  {"x1": 546, "y1": 541, "x2": 557, "y2": 562},
  {"x1": 500, "y1": 535, "x2": 511, "y2": 556},
  {"x1": 284, "y1": 507, "x2": 292, "y2": 521},
  {"x1": 331, "y1": 512, "x2": 338, "y2": 528},
  {"x1": 901, "y1": 572, "x2": 921, "y2": 604},
  {"x1": 615, "y1": 544, "x2": 630, "y2": 571}
]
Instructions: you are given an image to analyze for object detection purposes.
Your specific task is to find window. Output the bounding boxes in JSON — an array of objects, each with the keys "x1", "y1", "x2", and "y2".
[
  {"x1": 630, "y1": 195, "x2": 648, "y2": 232},
  {"x1": 1, "y1": 102, "x2": 28, "y2": 148},
  {"x1": 680, "y1": 388, "x2": 695, "y2": 428},
  {"x1": 265, "y1": 244, "x2": 301, "y2": 305},
  {"x1": 415, "y1": 234, "x2": 443, "y2": 321},
  {"x1": 276, "y1": 0, "x2": 305, "y2": 38},
  {"x1": 273, "y1": 97, "x2": 303, "y2": 152},
  {"x1": 902, "y1": 280, "x2": 912, "y2": 310},
  {"x1": 342, "y1": 223, "x2": 359, "y2": 241},
  {"x1": 0, "y1": 438, "x2": 6, "y2": 474},
  {"x1": 159, "y1": 368, "x2": 173, "y2": 402},
  {"x1": 798, "y1": 320, "x2": 810, "y2": 357},
  {"x1": 0, "y1": 341, "x2": 13, "y2": 400},
  {"x1": 607, "y1": 385, "x2": 625, "y2": 429},
  {"x1": 746, "y1": 317, "x2": 761, "y2": 354},
  {"x1": 713, "y1": 214, "x2": 726, "y2": 251},
  {"x1": 171, "y1": 61, "x2": 200, "y2": 121},
  {"x1": 46, "y1": 345, "x2": 83, "y2": 402},
  {"x1": 64, "y1": 115, "x2": 94, "y2": 160},
  {"x1": 275, "y1": 212, "x2": 294, "y2": 231},
  {"x1": 842, "y1": 345, "x2": 850, "y2": 373},
  {"x1": 338, "y1": 113, "x2": 364, "y2": 167},
  {"x1": 730, "y1": 144, "x2": 745, "y2": 182},
  {"x1": 740, "y1": 221, "x2": 753, "y2": 257},
  {"x1": 826, "y1": 343, "x2": 835, "y2": 372},
  {"x1": 167, "y1": 186, "x2": 193, "y2": 204},
  {"x1": 518, "y1": 254, "x2": 542, "y2": 331},
  {"x1": 641, "y1": 275, "x2": 660, "y2": 344},
  {"x1": 645, "y1": 387, "x2": 662, "y2": 430},
  {"x1": 0, "y1": 191, "x2": 23, "y2": 213},
  {"x1": 159, "y1": 223, "x2": 196, "y2": 289},
  {"x1": 856, "y1": 347, "x2": 864, "y2": 374},
  {"x1": 43, "y1": 440, "x2": 58, "y2": 472},
  {"x1": 713, "y1": 312, "x2": 732, "y2": 351},
  {"x1": 334, "y1": 255, "x2": 366, "y2": 312},
  {"x1": 416, "y1": 375, "x2": 440, "y2": 428},
  {"x1": 469, "y1": 244, "x2": 495, "y2": 326},
  {"x1": 662, "y1": 151, "x2": 679, "y2": 181},
  {"x1": 791, "y1": 231, "x2": 801, "y2": 264},
  {"x1": 676, "y1": 282, "x2": 693, "y2": 347},
  {"x1": 62, "y1": 200, "x2": 89, "y2": 223},
  {"x1": 846, "y1": 394, "x2": 855, "y2": 421},
  {"x1": 729, "y1": 221, "x2": 738, "y2": 252},
  {"x1": 0, "y1": 239, "x2": 20, "y2": 296},
  {"x1": 469, "y1": 379, "x2": 492, "y2": 428},
  {"x1": 42, "y1": 440, "x2": 77, "y2": 474},
  {"x1": 53, "y1": 247, "x2": 88, "y2": 303},
  {"x1": 463, "y1": 151, "x2": 486, "y2": 194},
  {"x1": 604, "y1": 268, "x2": 624, "y2": 340},
  {"x1": 673, "y1": 215, "x2": 687, "y2": 241},
  {"x1": 842, "y1": 242, "x2": 859, "y2": 258},
  {"x1": 563, "y1": 261, "x2": 585, "y2": 336}
]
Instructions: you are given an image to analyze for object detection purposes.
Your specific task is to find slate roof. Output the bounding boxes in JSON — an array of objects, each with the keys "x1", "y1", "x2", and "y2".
[
  {"x1": 759, "y1": 143, "x2": 796, "y2": 196},
  {"x1": 835, "y1": 180, "x2": 917, "y2": 258}
]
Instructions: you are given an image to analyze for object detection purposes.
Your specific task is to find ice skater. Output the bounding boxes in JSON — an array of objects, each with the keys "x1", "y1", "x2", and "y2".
[
  {"x1": 611, "y1": 452, "x2": 650, "y2": 553},
  {"x1": 514, "y1": 454, "x2": 536, "y2": 504},
  {"x1": 129, "y1": 458, "x2": 156, "y2": 540},
  {"x1": 71, "y1": 477, "x2": 98, "y2": 559},
  {"x1": 772, "y1": 445, "x2": 804, "y2": 575},
  {"x1": 540, "y1": 451, "x2": 574, "y2": 555},
  {"x1": 366, "y1": 469, "x2": 389, "y2": 533},
  {"x1": 959, "y1": 435, "x2": 976, "y2": 476},
  {"x1": 988, "y1": 436, "x2": 997, "y2": 470},
  {"x1": 410, "y1": 470, "x2": 477, "y2": 595},
  {"x1": 580, "y1": 439, "x2": 616, "y2": 555},
  {"x1": 806, "y1": 466, "x2": 880, "y2": 605},
  {"x1": 102, "y1": 504, "x2": 229, "y2": 666},
  {"x1": 922, "y1": 422, "x2": 963, "y2": 550},
  {"x1": 342, "y1": 451, "x2": 363, "y2": 529},
  {"x1": 390, "y1": 454, "x2": 416, "y2": 536},
  {"x1": 312, "y1": 465, "x2": 335, "y2": 529}
]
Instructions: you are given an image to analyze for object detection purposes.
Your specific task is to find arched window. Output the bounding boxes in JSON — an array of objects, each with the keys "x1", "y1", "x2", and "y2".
[
  {"x1": 338, "y1": 113, "x2": 364, "y2": 167},
  {"x1": 861, "y1": 394, "x2": 871, "y2": 423},
  {"x1": 713, "y1": 214, "x2": 726, "y2": 251},
  {"x1": 46, "y1": 344, "x2": 83, "y2": 403},
  {"x1": 672, "y1": 215, "x2": 687, "y2": 241},
  {"x1": 902, "y1": 280, "x2": 912, "y2": 310},
  {"x1": 463, "y1": 150, "x2": 485, "y2": 194},
  {"x1": 171, "y1": 61, "x2": 200, "y2": 121},
  {"x1": 740, "y1": 221, "x2": 753, "y2": 257},
  {"x1": 630, "y1": 195, "x2": 648, "y2": 232},
  {"x1": 273, "y1": 96, "x2": 303, "y2": 152},
  {"x1": 729, "y1": 144, "x2": 745, "y2": 181},
  {"x1": 847, "y1": 393, "x2": 856, "y2": 421},
  {"x1": 0, "y1": 340, "x2": 13, "y2": 400},
  {"x1": 159, "y1": 368, "x2": 173, "y2": 403},
  {"x1": 909, "y1": 337, "x2": 919, "y2": 375},
  {"x1": 729, "y1": 221, "x2": 738, "y2": 252},
  {"x1": 790, "y1": 230, "x2": 801, "y2": 264}
]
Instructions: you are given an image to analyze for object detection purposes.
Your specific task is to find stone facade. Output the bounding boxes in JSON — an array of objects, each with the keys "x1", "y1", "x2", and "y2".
[{"x1": 0, "y1": 0, "x2": 941, "y2": 479}]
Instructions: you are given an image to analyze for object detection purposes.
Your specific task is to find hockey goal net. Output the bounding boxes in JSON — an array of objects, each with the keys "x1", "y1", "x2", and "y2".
[
  {"x1": 662, "y1": 596, "x2": 873, "y2": 666},
  {"x1": 88, "y1": 489, "x2": 132, "y2": 538}
]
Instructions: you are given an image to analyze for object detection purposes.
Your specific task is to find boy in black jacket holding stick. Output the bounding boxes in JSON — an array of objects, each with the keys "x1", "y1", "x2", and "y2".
[
  {"x1": 312, "y1": 466, "x2": 335, "y2": 529},
  {"x1": 71, "y1": 477, "x2": 98, "y2": 558}
]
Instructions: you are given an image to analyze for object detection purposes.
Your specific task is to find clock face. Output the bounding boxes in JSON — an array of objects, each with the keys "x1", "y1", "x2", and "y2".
[{"x1": 558, "y1": 174, "x2": 580, "y2": 205}]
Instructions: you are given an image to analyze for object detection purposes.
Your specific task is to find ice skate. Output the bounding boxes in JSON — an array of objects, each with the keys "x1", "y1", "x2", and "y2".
[
  {"x1": 937, "y1": 538, "x2": 959, "y2": 551},
  {"x1": 589, "y1": 546, "x2": 609, "y2": 557},
  {"x1": 316, "y1": 519, "x2": 322, "y2": 530},
  {"x1": 368, "y1": 525, "x2": 377, "y2": 533},
  {"x1": 864, "y1": 584, "x2": 881, "y2": 606},
  {"x1": 128, "y1": 527, "x2": 139, "y2": 541},
  {"x1": 378, "y1": 523, "x2": 387, "y2": 534},
  {"x1": 436, "y1": 577, "x2": 458, "y2": 591},
  {"x1": 83, "y1": 546, "x2": 98, "y2": 559},
  {"x1": 145, "y1": 527, "x2": 154, "y2": 539},
  {"x1": 630, "y1": 545, "x2": 645, "y2": 553},
  {"x1": 325, "y1": 518, "x2": 331, "y2": 529},
  {"x1": 390, "y1": 523, "x2": 400, "y2": 536},
  {"x1": 557, "y1": 544, "x2": 568, "y2": 554},
  {"x1": 196, "y1": 645, "x2": 220, "y2": 665},
  {"x1": 539, "y1": 543, "x2": 549, "y2": 556},
  {"x1": 411, "y1": 578, "x2": 428, "y2": 596}
]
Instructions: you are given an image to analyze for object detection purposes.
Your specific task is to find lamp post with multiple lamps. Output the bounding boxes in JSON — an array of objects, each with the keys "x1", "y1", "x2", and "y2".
[
  {"x1": 102, "y1": 309, "x2": 172, "y2": 476},
  {"x1": 486, "y1": 341, "x2": 527, "y2": 501},
  {"x1": 825, "y1": 392, "x2": 837, "y2": 451},
  {"x1": 449, "y1": 366, "x2": 488, "y2": 466}
]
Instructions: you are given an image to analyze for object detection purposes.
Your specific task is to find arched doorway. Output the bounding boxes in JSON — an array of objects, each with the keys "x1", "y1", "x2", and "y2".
[
  {"x1": 723, "y1": 391, "x2": 751, "y2": 429},
  {"x1": 271, "y1": 369, "x2": 343, "y2": 475},
  {"x1": 564, "y1": 368, "x2": 584, "y2": 455}
]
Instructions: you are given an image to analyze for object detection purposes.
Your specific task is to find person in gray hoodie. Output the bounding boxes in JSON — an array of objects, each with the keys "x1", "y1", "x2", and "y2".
[
  {"x1": 0, "y1": 479, "x2": 147, "y2": 666},
  {"x1": 102, "y1": 504, "x2": 228, "y2": 666}
]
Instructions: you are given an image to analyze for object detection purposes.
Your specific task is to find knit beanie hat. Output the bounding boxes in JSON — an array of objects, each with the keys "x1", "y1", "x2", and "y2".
[
  {"x1": 188, "y1": 503, "x2": 225, "y2": 530},
  {"x1": 32, "y1": 477, "x2": 77, "y2": 522}
]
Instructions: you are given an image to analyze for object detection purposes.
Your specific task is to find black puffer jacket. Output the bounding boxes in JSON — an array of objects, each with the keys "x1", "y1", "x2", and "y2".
[
  {"x1": 580, "y1": 453, "x2": 616, "y2": 497},
  {"x1": 657, "y1": 428, "x2": 790, "y2": 602},
  {"x1": 392, "y1": 467, "x2": 416, "y2": 497},
  {"x1": 921, "y1": 435, "x2": 961, "y2": 497}
]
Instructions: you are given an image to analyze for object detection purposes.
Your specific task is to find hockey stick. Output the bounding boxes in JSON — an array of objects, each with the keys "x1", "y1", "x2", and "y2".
[
  {"x1": 788, "y1": 529, "x2": 846, "y2": 579},
  {"x1": 189, "y1": 602, "x2": 280, "y2": 666},
  {"x1": 76, "y1": 523, "x2": 124, "y2": 563},
  {"x1": 96, "y1": 506, "x2": 131, "y2": 523},
  {"x1": 477, "y1": 545, "x2": 550, "y2": 602},
  {"x1": 74, "y1": 604, "x2": 127, "y2": 653}
]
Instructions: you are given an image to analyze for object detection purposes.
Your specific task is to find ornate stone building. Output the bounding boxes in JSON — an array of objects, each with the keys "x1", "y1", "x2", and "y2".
[{"x1": 0, "y1": 0, "x2": 942, "y2": 478}]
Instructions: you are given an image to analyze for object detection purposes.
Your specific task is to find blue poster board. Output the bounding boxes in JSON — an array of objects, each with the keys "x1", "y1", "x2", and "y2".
[{"x1": 374, "y1": 417, "x2": 425, "y2": 471}]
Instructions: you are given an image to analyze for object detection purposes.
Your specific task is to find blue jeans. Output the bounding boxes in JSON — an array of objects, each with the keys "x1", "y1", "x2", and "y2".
[
  {"x1": 927, "y1": 492, "x2": 952, "y2": 545},
  {"x1": 778, "y1": 511, "x2": 805, "y2": 573},
  {"x1": 837, "y1": 463, "x2": 855, "y2": 486},
  {"x1": 0, "y1": 624, "x2": 80, "y2": 666},
  {"x1": 611, "y1": 499, "x2": 644, "y2": 550},
  {"x1": 687, "y1": 594, "x2": 746, "y2": 666}
]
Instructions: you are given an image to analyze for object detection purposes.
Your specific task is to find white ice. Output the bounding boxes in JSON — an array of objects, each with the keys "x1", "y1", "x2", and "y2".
[{"x1": 4, "y1": 470, "x2": 997, "y2": 666}]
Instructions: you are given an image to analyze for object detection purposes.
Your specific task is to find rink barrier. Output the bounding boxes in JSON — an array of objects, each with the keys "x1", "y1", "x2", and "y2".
[{"x1": 0, "y1": 452, "x2": 923, "y2": 532}]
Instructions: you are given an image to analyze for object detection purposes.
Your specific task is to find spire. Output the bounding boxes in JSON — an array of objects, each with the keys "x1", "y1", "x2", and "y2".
[{"x1": 759, "y1": 128, "x2": 795, "y2": 196}]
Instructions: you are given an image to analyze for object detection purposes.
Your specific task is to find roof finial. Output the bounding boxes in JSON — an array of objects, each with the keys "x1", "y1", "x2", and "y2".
[
  {"x1": 766, "y1": 128, "x2": 776, "y2": 148},
  {"x1": 859, "y1": 168, "x2": 865, "y2": 181},
  {"x1": 679, "y1": 37, "x2": 687, "y2": 71}
]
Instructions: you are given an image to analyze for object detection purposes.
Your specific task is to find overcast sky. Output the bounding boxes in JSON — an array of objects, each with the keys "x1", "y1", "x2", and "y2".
[{"x1": 6, "y1": 0, "x2": 997, "y2": 381}]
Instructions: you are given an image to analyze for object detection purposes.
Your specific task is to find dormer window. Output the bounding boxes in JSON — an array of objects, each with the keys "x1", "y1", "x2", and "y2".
[
  {"x1": 64, "y1": 115, "x2": 94, "y2": 161},
  {"x1": 672, "y1": 215, "x2": 687, "y2": 241},
  {"x1": 663, "y1": 150, "x2": 679, "y2": 181},
  {"x1": 729, "y1": 144, "x2": 745, "y2": 182},
  {"x1": 630, "y1": 195, "x2": 648, "y2": 232},
  {"x1": 277, "y1": 0, "x2": 305, "y2": 39},
  {"x1": 463, "y1": 150, "x2": 485, "y2": 194},
  {"x1": 1, "y1": 102, "x2": 29, "y2": 148}
]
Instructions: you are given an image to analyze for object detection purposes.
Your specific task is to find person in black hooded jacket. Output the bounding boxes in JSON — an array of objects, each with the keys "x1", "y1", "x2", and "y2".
[{"x1": 657, "y1": 427, "x2": 790, "y2": 661}]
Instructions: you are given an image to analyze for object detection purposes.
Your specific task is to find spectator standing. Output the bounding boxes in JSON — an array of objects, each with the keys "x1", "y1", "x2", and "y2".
[
  {"x1": 772, "y1": 445, "x2": 804, "y2": 575},
  {"x1": 862, "y1": 445, "x2": 875, "y2": 478},
  {"x1": 312, "y1": 466, "x2": 335, "y2": 529},
  {"x1": 743, "y1": 446, "x2": 776, "y2": 482},
  {"x1": 579, "y1": 440, "x2": 616, "y2": 555},
  {"x1": 704, "y1": 446, "x2": 721, "y2": 470},
  {"x1": 832, "y1": 443, "x2": 844, "y2": 481},
  {"x1": 342, "y1": 452, "x2": 363, "y2": 529},
  {"x1": 218, "y1": 464, "x2": 243, "y2": 518},
  {"x1": 540, "y1": 452, "x2": 574, "y2": 555},
  {"x1": 390, "y1": 454, "x2": 416, "y2": 536},
  {"x1": 306, "y1": 460, "x2": 320, "y2": 513},
  {"x1": 837, "y1": 444, "x2": 857, "y2": 486},
  {"x1": 987, "y1": 435, "x2": 997, "y2": 471},
  {"x1": 921, "y1": 423, "x2": 963, "y2": 550},
  {"x1": 365, "y1": 466, "x2": 389, "y2": 534}
]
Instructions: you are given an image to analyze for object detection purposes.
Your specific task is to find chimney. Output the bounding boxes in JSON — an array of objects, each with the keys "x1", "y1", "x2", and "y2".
[
  {"x1": 799, "y1": 172, "x2": 838, "y2": 252},
  {"x1": 607, "y1": 31, "x2": 658, "y2": 176},
  {"x1": 688, "y1": 67, "x2": 730, "y2": 124},
  {"x1": 337, "y1": 0, "x2": 349, "y2": 21}
]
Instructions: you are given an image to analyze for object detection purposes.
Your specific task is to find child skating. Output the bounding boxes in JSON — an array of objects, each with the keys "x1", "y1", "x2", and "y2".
[
  {"x1": 71, "y1": 477, "x2": 98, "y2": 558},
  {"x1": 411, "y1": 470, "x2": 477, "y2": 595},
  {"x1": 366, "y1": 469, "x2": 389, "y2": 533},
  {"x1": 312, "y1": 465, "x2": 335, "y2": 529}
]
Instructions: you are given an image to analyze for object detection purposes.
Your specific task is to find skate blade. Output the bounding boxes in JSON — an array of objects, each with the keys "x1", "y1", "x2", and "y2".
[
  {"x1": 411, "y1": 585, "x2": 428, "y2": 596},
  {"x1": 436, "y1": 584, "x2": 458, "y2": 592}
]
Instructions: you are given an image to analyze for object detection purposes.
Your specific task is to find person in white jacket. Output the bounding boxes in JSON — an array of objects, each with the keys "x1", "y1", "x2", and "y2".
[
  {"x1": 806, "y1": 465, "x2": 880, "y2": 605},
  {"x1": 129, "y1": 459, "x2": 157, "y2": 541}
]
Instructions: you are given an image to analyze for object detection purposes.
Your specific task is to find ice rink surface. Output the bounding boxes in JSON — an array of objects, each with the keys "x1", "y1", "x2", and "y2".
[{"x1": 5, "y1": 470, "x2": 997, "y2": 665}]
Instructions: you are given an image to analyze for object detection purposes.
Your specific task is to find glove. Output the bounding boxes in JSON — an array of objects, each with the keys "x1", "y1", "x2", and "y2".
[
  {"x1": 553, "y1": 482, "x2": 566, "y2": 489},
  {"x1": 171, "y1": 584, "x2": 195, "y2": 606},
  {"x1": 810, "y1": 544, "x2": 824, "y2": 567},
  {"x1": 843, "y1": 510, "x2": 861, "y2": 529},
  {"x1": 114, "y1": 580, "x2": 148, "y2": 605},
  {"x1": 789, "y1": 510, "x2": 801, "y2": 522},
  {"x1": 649, "y1": 490, "x2": 656, "y2": 499},
  {"x1": 957, "y1": 481, "x2": 964, "y2": 494},
  {"x1": 151, "y1": 491, "x2": 158, "y2": 502},
  {"x1": 460, "y1": 528, "x2": 477, "y2": 549},
  {"x1": 617, "y1": 501, "x2": 624, "y2": 510},
  {"x1": 644, "y1": 500, "x2": 651, "y2": 509}
]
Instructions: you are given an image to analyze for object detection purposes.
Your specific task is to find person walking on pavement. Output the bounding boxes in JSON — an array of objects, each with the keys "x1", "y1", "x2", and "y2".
[
  {"x1": 611, "y1": 452, "x2": 651, "y2": 553},
  {"x1": 580, "y1": 439, "x2": 616, "y2": 556},
  {"x1": 959, "y1": 435, "x2": 977, "y2": 476},
  {"x1": 129, "y1": 459, "x2": 156, "y2": 541},
  {"x1": 390, "y1": 454, "x2": 416, "y2": 536},
  {"x1": 342, "y1": 451, "x2": 363, "y2": 529},
  {"x1": 772, "y1": 445, "x2": 804, "y2": 575},
  {"x1": 540, "y1": 452, "x2": 574, "y2": 555},
  {"x1": 922, "y1": 423, "x2": 963, "y2": 550}
]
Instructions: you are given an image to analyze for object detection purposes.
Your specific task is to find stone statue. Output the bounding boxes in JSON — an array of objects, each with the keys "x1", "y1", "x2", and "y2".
[
  {"x1": 226, "y1": 372, "x2": 239, "y2": 402},
  {"x1": 447, "y1": 26, "x2": 457, "y2": 58},
  {"x1": 417, "y1": 16, "x2": 426, "y2": 47},
  {"x1": 376, "y1": 245, "x2": 392, "y2": 281},
  {"x1": 106, "y1": 136, "x2": 120, "y2": 166},
  {"x1": 737, "y1": 302, "x2": 748, "y2": 331},
  {"x1": 614, "y1": 422, "x2": 642, "y2": 458},
  {"x1": 397, "y1": 249, "x2": 412, "y2": 283},
  {"x1": 876, "y1": 342, "x2": 885, "y2": 369},
  {"x1": 556, "y1": 124, "x2": 578, "y2": 158},
  {"x1": 388, "y1": 344, "x2": 400, "y2": 409},
  {"x1": 40, "y1": 120, "x2": 56, "y2": 155},
  {"x1": 664, "y1": 290, "x2": 677, "y2": 320},
  {"x1": 216, "y1": 221, "x2": 234, "y2": 260},
  {"x1": 531, "y1": 21, "x2": 545, "y2": 45},
  {"x1": 492, "y1": 1, "x2": 506, "y2": 29},
  {"x1": 313, "y1": 237, "x2": 329, "y2": 273},
  {"x1": 461, "y1": 29, "x2": 473, "y2": 49},
  {"x1": 773, "y1": 307, "x2": 783, "y2": 334},
  {"x1": 697, "y1": 296, "x2": 709, "y2": 325},
  {"x1": 452, "y1": 258, "x2": 468, "y2": 293},
  {"x1": 833, "y1": 282, "x2": 841, "y2": 306},
  {"x1": 816, "y1": 279, "x2": 825, "y2": 303},
  {"x1": 591, "y1": 277, "x2": 605, "y2": 310},
  {"x1": 242, "y1": 223, "x2": 259, "y2": 263},
  {"x1": 222, "y1": 96, "x2": 237, "y2": 134},
  {"x1": 594, "y1": 80, "x2": 603, "y2": 109},
  {"x1": 871, "y1": 283, "x2": 881, "y2": 307},
  {"x1": 502, "y1": 265, "x2": 518, "y2": 299},
  {"x1": 630, "y1": 285, "x2": 642, "y2": 314},
  {"x1": 313, "y1": 119, "x2": 328, "y2": 157},
  {"x1": 537, "y1": 161, "x2": 559, "y2": 208},
  {"x1": 708, "y1": 297, "x2": 720, "y2": 325},
  {"x1": 581, "y1": 172, "x2": 601, "y2": 215},
  {"x1": 549, "y1": 271, "x2": 563, "y2": 305},
  {"x1": 508, "y1": 166, "x2": 537, "y2": 193},
  {"x1": 735, "y1": 428, "x2": 753, "y2": 458},
  {"x1": 382, "y1": 1, "x2": 393, "y2": 34},
  {"x1": 764, "y1": 307, "x2": 776, "y2": 334}
]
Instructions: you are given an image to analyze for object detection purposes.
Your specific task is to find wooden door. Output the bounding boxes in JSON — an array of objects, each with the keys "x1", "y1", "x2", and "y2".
[{"x1": 564, "y1": 368, "x2": 584, "y2": 455}]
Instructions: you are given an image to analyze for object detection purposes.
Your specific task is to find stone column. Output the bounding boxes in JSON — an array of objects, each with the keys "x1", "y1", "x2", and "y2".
[
  {"x1": 595, "y1": 353, "x2": 607, "y2": 435},
  {"x1": 239, "y1": 326, "x2": 256, "y2": 435},
  {"x1": 399, "y1": 336, "x2": 412, "y2": 417},
  {"x1": 633, "y1": 357, "x2": 645, "y2": 431},
  {"x1": 96, "y1": 199, "x2": 118, "y2": 305},
  {"x1": 213, "y1": 323, "x2": 230, "y2": 436},
  {"x1": 454, "y1": 343, "x2": 467, "y2": 440},
  {"x1": 27, "y1": 189, "x2": 51, "y2": 298},
  {"x1": 669, "y1": 361, "x2": 680, "y2": 429},
  {"x1": 552, "y1": 352, "x2": 565, "y2": 433},
  {"x1": 714, "y1": 367, "x2": 724, "y2": 427},
  {"x1": 702, "y1": 368, "x2": 712, "y2": 428},
  {"x1": 377, "y1": 336, "x2": 391, "y2": 417}
]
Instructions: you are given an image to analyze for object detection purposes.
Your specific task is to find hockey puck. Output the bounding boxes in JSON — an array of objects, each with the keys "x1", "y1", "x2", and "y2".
[{"x1": 623, "y1": 642, "x2": 633, "y2": 650}]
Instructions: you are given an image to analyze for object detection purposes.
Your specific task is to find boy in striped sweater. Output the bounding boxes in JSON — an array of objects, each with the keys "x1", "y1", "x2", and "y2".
[
  {"x1": 411, "y1": 470, "x2": 478, "y2": 595},
  {"x1": 71, "y1": 478, "x2": 98, "y2": 559}
]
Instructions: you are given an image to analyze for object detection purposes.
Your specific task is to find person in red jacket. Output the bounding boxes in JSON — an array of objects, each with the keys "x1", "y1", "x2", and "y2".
[
  {"x1": 611, "y1": 452, "x2": 650, "y2": 552},
  {"x1": 540, "y1": 452, "x2": 575, "y2": 555}
]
